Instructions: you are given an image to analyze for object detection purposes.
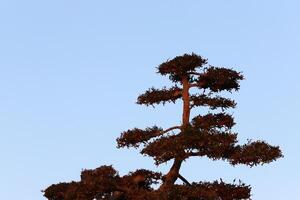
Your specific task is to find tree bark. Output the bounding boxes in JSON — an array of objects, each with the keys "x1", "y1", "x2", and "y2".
[
  {"x1": 160, "y1": 76, "x2": 190, "y2": 190},
  {"x1": 182, "y1": 77, "x2": 190, "y2": 126}
]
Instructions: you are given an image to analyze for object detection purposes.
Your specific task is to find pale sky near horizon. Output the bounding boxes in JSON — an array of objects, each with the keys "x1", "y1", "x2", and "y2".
[{"x1": 0, "y1": 1, "x2": 299, "y2": 199}]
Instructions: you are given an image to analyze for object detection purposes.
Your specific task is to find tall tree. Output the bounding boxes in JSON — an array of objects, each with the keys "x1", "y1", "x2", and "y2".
[{"x1": 44, "y1": 53, "x2": 282, "y2": 200}]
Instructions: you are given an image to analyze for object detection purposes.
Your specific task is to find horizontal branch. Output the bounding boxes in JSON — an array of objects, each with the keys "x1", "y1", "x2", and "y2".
[
  {"x1": 189, "y1": 140, "x2": 283, "y2": 167},
  {"x1": 137, "y1": 86, "x2": 182, "y2": 106},
  {"x1": 228, "y1": 140, "x2": 283, "y2": 166},
  {"x1": 188, "y1": 83, "x2": 200, "y2": 88},
  {"x1": 190, "y1": 66, "x2": 244, "y2": 92},
  {"x1": 117, "y1": 125, "x2": 181, "y2": 148},
  {"x1": 162, "y1": 125, "x2": 182, "y2": 134},
  {"x1": 187, "y1": 71, "x2": 202, "y2": 76},
  {"x1": 190, "y1": 94, "x2": 236, "y2": 110},
  {"x1": 141, "y1": 130, "x2": 238, "y2": 165},
  {"x1": 191, "y1": 113, "x2": 235, "y2": 130},
  {"x1": 141, "y1": 126, "x2": 282, "y2": 167}
]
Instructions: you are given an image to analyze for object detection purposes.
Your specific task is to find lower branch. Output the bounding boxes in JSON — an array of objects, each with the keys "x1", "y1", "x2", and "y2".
[
  {"x1": 178, "y1": 173, "x2": 191, "y2": 186},
  {"x1": 159, "y1": 158, "x2": 183, "y2": 190}
]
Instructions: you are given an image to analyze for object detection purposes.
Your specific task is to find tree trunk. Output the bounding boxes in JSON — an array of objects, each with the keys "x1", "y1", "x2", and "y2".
[
  {"x1": 160, "y1": 76, "x2": 190, "y2": 190},
  {"x1": 182, "y1": 77, "x2": 190, "y2": 126}
]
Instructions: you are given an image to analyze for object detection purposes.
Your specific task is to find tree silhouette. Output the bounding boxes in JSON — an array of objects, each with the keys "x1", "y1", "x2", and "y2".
[{"x1": 44, "y1": 53, "x2": 282, "y2": 200}]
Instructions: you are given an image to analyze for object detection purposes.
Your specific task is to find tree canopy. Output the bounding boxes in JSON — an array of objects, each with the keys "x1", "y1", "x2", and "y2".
[{"x1": 44, "y1": 53, "x2": 282, "y2": 200}]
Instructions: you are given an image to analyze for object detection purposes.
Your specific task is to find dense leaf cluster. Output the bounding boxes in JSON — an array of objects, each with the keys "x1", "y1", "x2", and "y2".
[
  {"x1": 229, "y1": 141, "x2": 283, "y2": 166},
  {"x1": 192, "y1": 113, "x2": 235, "y2": 130},
  {"x1": 44, "y1": 166, "x2": 163, "y2": 200},
  {"x1": 167, "y1": 181, "x2": 251, "y2": 200},
  {"x1": 44, "y1": 166, "x2": 119, "y2": 200},
  {"x1": 131, "y1": 124, "x2": 282, "y2": 167},
  {"x1": 44, "y1": 165, "x2": 251, "y2": 200},
  {"x1": 157, "y1": 53, "x2": 207, "y2": 82},
  {"x1": 117, "y1": 126, "x2": 163, "y2": 148},
  {"x1": 197, "y1": 67, "x2": 244, "y2": 92},
  {"x1": 137, "y1": 86, "x2": 182, "y2": 106},
  {"x1": 190, "y1": 94, "x2": 236, "y2": 110},
  {"x1": 141, "y1": 130, "x2": 238, "y2": 165}
]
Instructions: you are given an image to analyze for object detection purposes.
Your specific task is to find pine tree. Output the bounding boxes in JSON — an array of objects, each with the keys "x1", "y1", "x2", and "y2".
[{"x1": 44, "y1": 53, "x2": 282, "y2": 200}]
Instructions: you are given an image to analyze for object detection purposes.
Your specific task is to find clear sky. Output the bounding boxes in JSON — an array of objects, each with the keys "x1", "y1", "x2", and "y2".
[{"x1": 0, "y1": 1, "x2": 299, "y2": 199}]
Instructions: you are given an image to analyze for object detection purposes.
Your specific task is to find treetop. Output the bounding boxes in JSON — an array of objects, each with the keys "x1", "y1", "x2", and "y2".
[{"x1": 157, "y1": 53, "x2": 207, "y2": 82}]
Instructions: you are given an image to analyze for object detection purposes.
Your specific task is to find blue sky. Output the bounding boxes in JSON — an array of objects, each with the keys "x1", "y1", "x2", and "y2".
[{"x1": 0, "y1": 1, "x2": 299, "y2": 199}]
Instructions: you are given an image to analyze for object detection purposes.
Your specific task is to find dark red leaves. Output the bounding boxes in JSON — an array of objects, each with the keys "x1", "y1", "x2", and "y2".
[
  {"x1": 190, "y1": 94, "x2": 236, "y2": 109},
  {"x1": 141, "y1": 134, "x2": 186, "y2": 165},
  {"x1": 157, "y1": 53, "x2": 207, "y2": 82},
  {"x1": 139, "y1": 126, "x2": 282, "y2": 167},
  {"x1": 123, "y1": 169, "x2": 163, "y2": 190},
  {"x1": 192, "y1": 113, "x2": 235, "y2": 130},
  {"x1": 141, "y1": 130, "x2": 238, "y2": 165},
  {"x1": 197, "y1": 67, "x2": 244, "y2": 92},
  {"x1": 44, "y1": 167, "x2": 251, "y2": 200},
  {"x1": 44, "y1": 53, "x2": 282, "y2": 200},
  {"x1": 168, "y1": 181, "x2": 251, "y2": 200},
  {"x1": 44, "y1": 166, "x2": 164, "y2": 200},
  {"x1": 80, "y1": 166, "x2": 119, "y2": 193},
  {"x1": 137, "y1": 86, "x2": 182, "y2": 106},
  {"x1": 117, "y1": 126, "x2": 163, "y2": 148},
  {"x1": 229, "y1": 141, "x2": 283, "y2": 166},
  {"x1": 43, "y1": 182, "x2": 79, "y2": 200},
  {"x1": 43, "y1": 166, "x2": 119, "y2": 200}
]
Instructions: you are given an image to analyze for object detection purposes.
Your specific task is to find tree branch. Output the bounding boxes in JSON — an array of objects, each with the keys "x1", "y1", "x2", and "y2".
[
  {"x1": 188, "y1": 72, "x2": 202, "y2": 76},
  {"x1": 189, "y1": 83, "x2": 198, "y2": 88},
  {"x1": 188, "y1": 152, "x2": 201, "y2": 157},
  {"x1": 160, "y1": 126, "x2": 181, "y2": 135},
  {"x1": 178, "y1": 173, "x2": 191, "y2": 186},
  {"x1": 151, "y1": 125, "x2": 181, "y2": 139}
]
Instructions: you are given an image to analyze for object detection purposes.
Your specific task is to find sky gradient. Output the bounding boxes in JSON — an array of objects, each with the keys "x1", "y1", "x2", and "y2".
[{"x1": 0, "y1": 1, "x2": 299, "y2": 199}]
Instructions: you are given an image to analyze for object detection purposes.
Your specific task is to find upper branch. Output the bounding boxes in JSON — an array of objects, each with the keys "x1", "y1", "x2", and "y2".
[
  {"x1": 117, "y1": 125, "x2": 181, "y2": 148},
  {"x1": 190, "y1": 94, "x2": 236, "y2": 110},
  {"x1": 190, "y1": 66, "x2": 244, "y2": 92},
  {"x1": 137, "y1": 86, "x2": 182, "y2": 106}
]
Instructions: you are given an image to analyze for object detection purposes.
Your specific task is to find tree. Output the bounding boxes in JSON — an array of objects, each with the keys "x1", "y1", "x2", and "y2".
[{"x1": 44, "y1": 53, "x2": 282, "y2": 200}]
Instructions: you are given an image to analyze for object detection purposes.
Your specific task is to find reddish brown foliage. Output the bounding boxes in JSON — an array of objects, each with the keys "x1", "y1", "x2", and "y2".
[
  {"x1": 44, "y1": 165, "x2": 251, "y2": 200},
  {"x1": 229, "y1": 141, "x2": 282, "y2": 166},
  {"x1": 197, "y1": 67, "x2": 244, "y2": 92},
  {"x1": 44, "y1": 53, "x2": 282, "y2": 200},
  {"x1": 141, "y1": 130, "x2": 238, "y2": 165},
  {"x1": 137, "y1": 86, "x2": 182, "y2": 106},
  {"x1": 157, "y1": 53, "x2": 207, "y2": 82},
  {"x1": 192, "y1": 113, "x2": 235, "y2": 130},
  {"x1": 117, "y1": 126, "x2": 163, "y2": 148},
  {"x1": 190, "y1": 94, "x2": 236, "y2": 110}
]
